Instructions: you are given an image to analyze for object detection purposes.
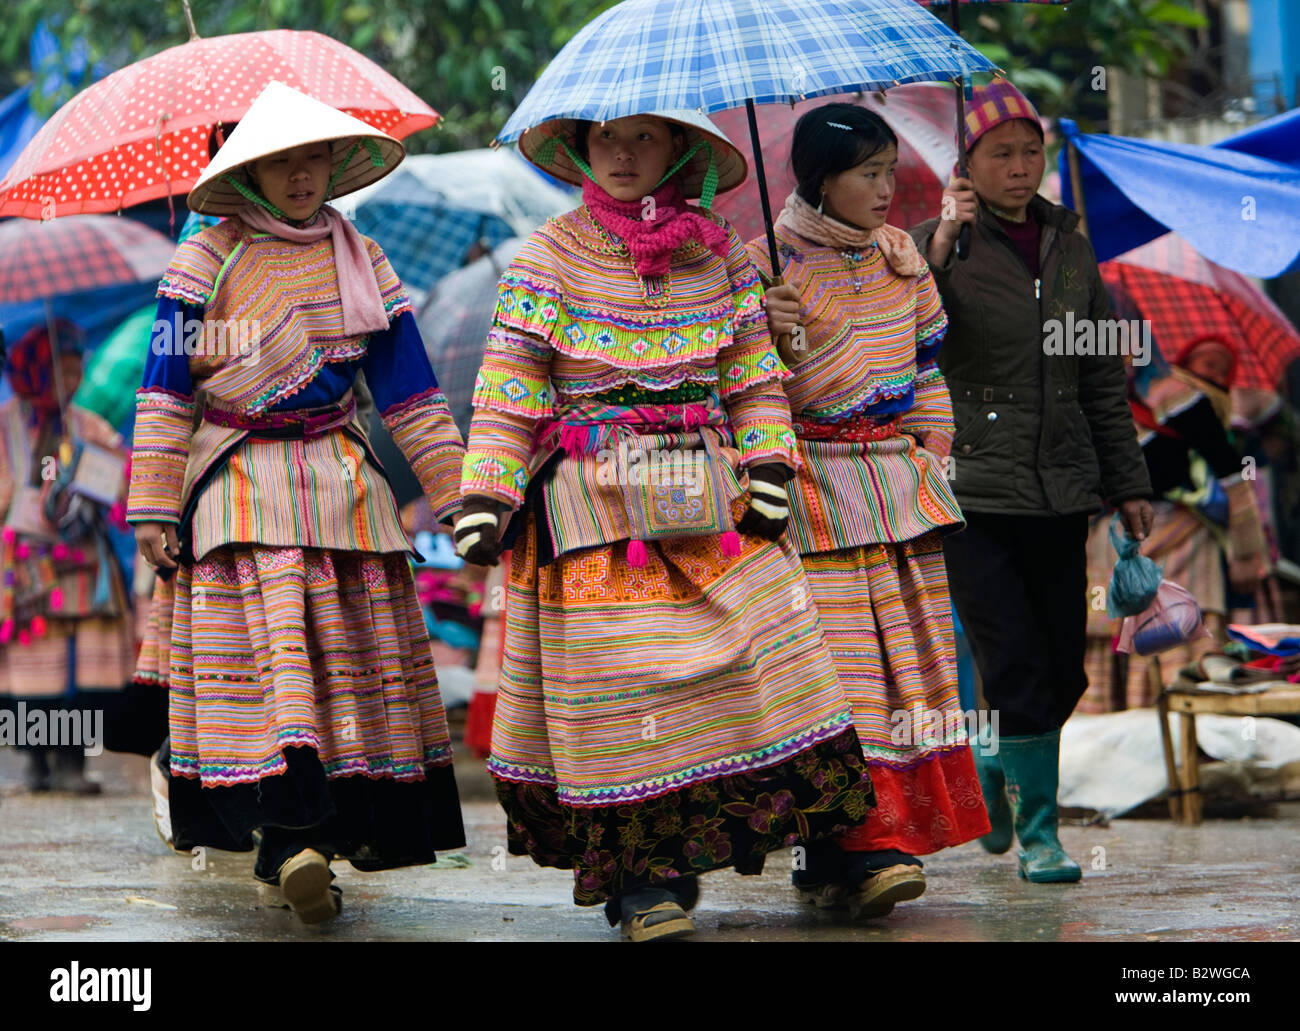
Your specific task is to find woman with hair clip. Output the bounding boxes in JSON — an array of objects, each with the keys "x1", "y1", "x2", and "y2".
[
  {"x1": 756, "y1": 103, "x2": 990, "y2": 917},
  {"x1": 127, "y1": 82, "x2": 467, "y2": 925},
  {"x1": 455, "y1": 108, "x2": 873, "y2": 941}
]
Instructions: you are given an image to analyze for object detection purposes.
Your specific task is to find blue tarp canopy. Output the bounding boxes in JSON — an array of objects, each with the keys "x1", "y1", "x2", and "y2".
[
  {"x1": 1215, "y1": 107, "x2": 1300, "y2": 168},
  {"x1": 1058, "y1": 116, "x2": 1300, "y2": 278}
]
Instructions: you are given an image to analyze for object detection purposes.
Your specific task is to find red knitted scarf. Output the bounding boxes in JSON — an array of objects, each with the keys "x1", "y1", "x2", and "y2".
[{"x1": 581, "y1": 180, "x2": 730, "y2": 276}]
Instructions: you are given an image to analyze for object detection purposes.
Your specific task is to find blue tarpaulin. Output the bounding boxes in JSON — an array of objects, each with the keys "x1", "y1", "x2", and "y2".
[
  {"x1": 1059, "y1": 117, "x2": 1300, "y2": 278},
  {"x1": 1214, "y1": 106, "x2": 1300, "y2": 169}
]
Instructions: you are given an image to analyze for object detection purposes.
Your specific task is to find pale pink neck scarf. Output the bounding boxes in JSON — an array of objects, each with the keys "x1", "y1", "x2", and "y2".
[{"x1": 776, "y1": 191, "x2": 926, "y2": 277}]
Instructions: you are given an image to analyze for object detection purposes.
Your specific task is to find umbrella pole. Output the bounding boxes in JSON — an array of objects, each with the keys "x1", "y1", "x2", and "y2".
[
  {"x1": 745, "y1": 98, "x2": 781, "y2": 279},
  {"x1": 951, "y1": 1, "x2": 972, "y2": 260},
  {"x1": 1066, "y1": 139, "x2": 1090, "y2": 239},
  {"x1": 745, "y1": 98, "x2": 794, "y2": 361}
]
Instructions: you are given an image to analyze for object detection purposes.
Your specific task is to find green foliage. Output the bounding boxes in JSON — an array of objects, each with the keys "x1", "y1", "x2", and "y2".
[
  {"x1": 2, "y1": 0, "x2": 1204, "y2": 147},
  {"x1": 959, "y1": 0, "x2": 1207, "y2": 130}
]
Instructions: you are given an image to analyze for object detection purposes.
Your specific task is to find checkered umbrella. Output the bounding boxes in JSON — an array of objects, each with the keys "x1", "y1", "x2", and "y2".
[
  {"x1": 498, "y1": 0, "x2": 996, "y2": 285},
  {"x1": 0, "y1": 214, "x2": 174, "y2": 304},
  {"x1": 1102, "y1": 234, "x2": 1300, "y2": 394},
  {"x1": 351, "y1": 175, "x2": 517, "y2": 306},
  {"x1": 417, "y1": 238, "x2": 528, "y2": 437}
]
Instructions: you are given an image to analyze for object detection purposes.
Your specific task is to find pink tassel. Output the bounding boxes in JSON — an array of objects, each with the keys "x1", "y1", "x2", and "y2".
[
  {"x1": 0, "y1": 619, "x2": 12, "y2": 643},
  {"x1": 1, "y1": 527, "x2": 15, "y2": 544},
  {"x1": 627, "y1": 539, "x2": 649, "y2": 568},
  {"x1": 559, "y1": 423, "x2": 591, "y2": 457},
  {"x1": 72, "y1": 548, "x2": 86, "y2": 563},
  {"x1": 720, "y1": 531, "x2": 742, "y2": 558},
  {"x1": 14, "y1": 542, "x2": 29, "y2": 560},
  {"x1": 30, "y1": 615, "x2": 46, "y2": 637},
  {"x1": 49, "y1": 588, "x2": 64, "y2": 611},
  {"x1": 52, "y1": 542, "x2": 70, "y2": 561},
  {"x1": 17, "y1": 628, "x2": 31, "y2": 646}
]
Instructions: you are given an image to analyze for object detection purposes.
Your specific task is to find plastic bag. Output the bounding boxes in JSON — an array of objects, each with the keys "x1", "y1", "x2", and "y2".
[
  {"x1": 1106, "y1": 513, "x2": 1162, "y2": 617},
  {"x1": 1116, "y1": 581, "x2": 1211, "y2": 656}
]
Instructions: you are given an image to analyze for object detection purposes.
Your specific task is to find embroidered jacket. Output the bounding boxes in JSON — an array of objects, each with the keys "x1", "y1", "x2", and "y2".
[
  {"x1": 126, "y1": 216, "x2": 464, "y2": 560},
  {"x1": 745, "y1": 226, "x2": 964, "y2": 552},
  {"x1": 462, "y1": 205, "x2": 798, "y2": 559}
]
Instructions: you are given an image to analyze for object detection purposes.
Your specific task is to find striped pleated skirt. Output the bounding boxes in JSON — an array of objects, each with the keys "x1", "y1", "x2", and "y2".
[
  {"x1": 165, "y1": 543, "x2": 465, "y2": 866},
  {"x1": 800, "y1": 533, "x2": 990, "y2": 855},
  {"x1": 490, "y1": 503, "x2": 874, "y2": 908}
]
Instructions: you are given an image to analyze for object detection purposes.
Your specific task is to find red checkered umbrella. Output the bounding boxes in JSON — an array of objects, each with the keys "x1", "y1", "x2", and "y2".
[
  {"x1": 711, "y1": 84, "x2": 956, "y2": 246},
  {"x1": 0, "y1": 215, "x2": 175, "y2": 303},
  {"x1": 1102, "y1": 233, "x2": 1300, "y2": 393},
  {"x1": 0, "y1": 28, "x2": 437, "y2": 219}
]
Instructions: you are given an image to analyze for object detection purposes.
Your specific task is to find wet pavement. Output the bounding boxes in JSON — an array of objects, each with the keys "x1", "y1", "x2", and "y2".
[{"x1": 1, "y1": 748, "x2": 1297, "y2": 942}]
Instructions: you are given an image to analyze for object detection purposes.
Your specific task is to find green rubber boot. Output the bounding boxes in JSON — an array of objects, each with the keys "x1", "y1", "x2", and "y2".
[
  {"x1": 973, "y1": 748, "x2": 1013, "y2": 854},
  {"x1": 999, "y1": 730, "x2": 1081, "y2": 884}
]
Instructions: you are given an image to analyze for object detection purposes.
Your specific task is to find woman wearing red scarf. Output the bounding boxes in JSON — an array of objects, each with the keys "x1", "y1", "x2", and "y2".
[{"x1": 455, "y1": 110, "x2": 872, "y2": 941}]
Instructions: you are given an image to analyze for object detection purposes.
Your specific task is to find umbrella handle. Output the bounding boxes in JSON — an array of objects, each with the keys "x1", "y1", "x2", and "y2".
[
  {"x1": 956, "y1": 221, "x2": 971, "y2": 261},
  {"x1": 767, "y1": 274, "x2": 804, "y2": 369}
]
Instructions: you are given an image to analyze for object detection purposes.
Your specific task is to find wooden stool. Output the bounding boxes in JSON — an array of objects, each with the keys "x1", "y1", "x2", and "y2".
[{"x1": 1154, "y1": 658, "x2": 1300, "y2": 824}]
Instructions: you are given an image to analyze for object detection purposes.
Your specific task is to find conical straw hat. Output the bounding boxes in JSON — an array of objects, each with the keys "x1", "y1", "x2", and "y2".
[
  {"x1": 188, "y1": 81, "x2": 405, "y2": 216},
  {"x1": 518, "y1": 109, "x2": 746, "y2": 203}
]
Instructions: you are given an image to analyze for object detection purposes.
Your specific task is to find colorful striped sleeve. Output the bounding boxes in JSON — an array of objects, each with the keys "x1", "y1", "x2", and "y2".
[
  {"x1": 128, "y1": 297, "x2": 198, "y2": 524},
  {"x1": 898, "y1": 269, "x2": 954, "y2": 459},
  {"x1": 363, "y1": 311, "x2": 465, "y2": 524},
  {"x1": 461, "y1": 242, "x2": 556, "y2": 506},
  {"x1": 914, "y1": 266, "x2": 948, "y2": 367},
  {"x1": 717, "y1": 227, "x2": 799, "y2": 470}
]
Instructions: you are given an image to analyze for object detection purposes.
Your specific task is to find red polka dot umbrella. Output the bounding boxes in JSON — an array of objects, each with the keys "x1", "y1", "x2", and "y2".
[{"x1": 0, "y1": 29, "x2": 438, "y2": 219}]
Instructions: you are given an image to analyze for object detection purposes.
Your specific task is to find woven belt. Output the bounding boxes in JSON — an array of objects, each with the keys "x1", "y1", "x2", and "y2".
[
  {"x1": 203, "y1": 397, "x2": 356, "y2": 440},
  {"x1": 794, "y1": 412, "x2": 901, "y2": 442}
]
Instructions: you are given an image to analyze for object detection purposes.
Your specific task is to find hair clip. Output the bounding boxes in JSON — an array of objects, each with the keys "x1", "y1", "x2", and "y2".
[{"x1": 826, "y1": 121, "x2": 854, "y2": 130}]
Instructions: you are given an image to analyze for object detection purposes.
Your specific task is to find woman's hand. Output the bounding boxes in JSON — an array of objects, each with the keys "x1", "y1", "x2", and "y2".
[
  {"x1": 763, "y1": 282, "x2": 802, "y2": 338},
  {"x1": 135, "y1": 522, "x2": 179, "y2": 569},
  {"x1": 928, "y1": 176, "x2": 979, "y2": 265},
  {"x1": 737, "y1": 463, "x2": 791, "y2": 542},
  {"x1": 454, "y1": 496, "x2": 511, "y2": 567},
  {"x1": 1117, "y1": 497, "x2": 1154, "y2": 543}
]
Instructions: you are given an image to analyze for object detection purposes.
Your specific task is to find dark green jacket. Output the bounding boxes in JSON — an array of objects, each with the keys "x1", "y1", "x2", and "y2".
[{"x1": 910, "y1": 196, "x2": 1152, "y2": 515}]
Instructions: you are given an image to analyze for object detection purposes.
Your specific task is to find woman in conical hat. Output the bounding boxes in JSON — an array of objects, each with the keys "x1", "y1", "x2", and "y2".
[
  {"x1": 454, "y1": 109, "x2": 873, "y2": 941},
  {"x1": 127, "y1": 82, "x2": 467, "y2": 925}
]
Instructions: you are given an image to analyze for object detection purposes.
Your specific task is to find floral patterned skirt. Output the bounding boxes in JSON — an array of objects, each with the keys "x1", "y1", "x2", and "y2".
[
  {"x1": 491, "y1": 510, "x2": 874, "y2": 907},
  {"x1": 498, "y1": 727, "x2": 872, "y2": 913}
]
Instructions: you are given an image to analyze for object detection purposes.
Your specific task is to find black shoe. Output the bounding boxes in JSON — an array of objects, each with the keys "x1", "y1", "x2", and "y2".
[
  {"x1": 23, "y1": 749, "x2": 51, "y2": 792},
  {"x1": 618, "y1": 887, "x2": 695, "y2": 942}
]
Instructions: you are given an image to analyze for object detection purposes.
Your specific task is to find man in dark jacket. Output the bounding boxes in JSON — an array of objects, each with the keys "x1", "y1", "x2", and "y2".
[{"x1": 910, "y1": 80, "x2": 1153, "y2": 884}]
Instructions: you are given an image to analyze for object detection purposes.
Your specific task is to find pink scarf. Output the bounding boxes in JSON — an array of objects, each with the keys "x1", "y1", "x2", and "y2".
[
  {"x1": 581, "y1": 180, "x2": 730, "y2": 276},
  {"x1": 776, "y1": 191, "x2": 926, "y2": 277},
  {"x1": 237, "y1": 203, "x2": 390, "y2": 336}
]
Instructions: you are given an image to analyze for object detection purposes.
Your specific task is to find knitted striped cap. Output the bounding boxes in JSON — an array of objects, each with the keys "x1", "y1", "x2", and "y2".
[{"x1": 965, "y1": 79, "x2": 1043, "y2": 153}]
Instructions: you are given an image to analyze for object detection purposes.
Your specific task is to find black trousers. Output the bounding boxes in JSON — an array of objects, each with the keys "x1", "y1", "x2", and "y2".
[{"x1": 943, "y1": 512, "x2": 1090, "y2": 736}]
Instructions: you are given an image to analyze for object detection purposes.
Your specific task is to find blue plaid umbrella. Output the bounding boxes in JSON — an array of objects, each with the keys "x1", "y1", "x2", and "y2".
[{"x1": 497, "y1": 0, "x2": 997, "y2": 281}]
